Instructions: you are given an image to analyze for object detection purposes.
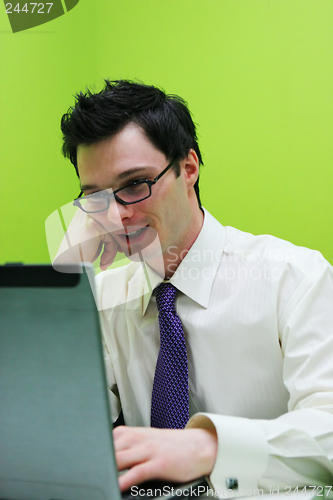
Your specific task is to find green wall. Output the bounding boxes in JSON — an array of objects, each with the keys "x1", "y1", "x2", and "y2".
[{"x1": 1, "y1": 0, "x2": 333, "y2": 265}]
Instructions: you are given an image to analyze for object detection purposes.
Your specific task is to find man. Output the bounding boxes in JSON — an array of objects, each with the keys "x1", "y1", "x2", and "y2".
[{"x1": 57, "y1": 80, "x2": 333, "y2": 494}]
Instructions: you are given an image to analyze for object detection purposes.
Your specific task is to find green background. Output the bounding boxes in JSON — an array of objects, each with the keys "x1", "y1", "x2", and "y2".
[{"x1": 1, "y1": 0, "x2": 332, "y2": 265}]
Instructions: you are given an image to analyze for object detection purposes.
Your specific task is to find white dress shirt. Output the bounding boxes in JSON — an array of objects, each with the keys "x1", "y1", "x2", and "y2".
[{"x1": 96, "y1": 209, "x2": 333, "y2": 495}]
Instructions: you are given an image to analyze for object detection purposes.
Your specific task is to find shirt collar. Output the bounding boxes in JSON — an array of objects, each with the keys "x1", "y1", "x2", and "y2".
[{"x1": 138, "y1": 208, "x2": 226, "y2": 314}]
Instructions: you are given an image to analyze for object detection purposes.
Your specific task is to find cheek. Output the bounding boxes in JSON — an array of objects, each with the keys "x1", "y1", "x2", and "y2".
[
  {"x1": 88, "y1": 212, "x2": 107, "y2": 224},
  {"x1": 138, "y1": 181, "x2": 182, "y2": 229}
]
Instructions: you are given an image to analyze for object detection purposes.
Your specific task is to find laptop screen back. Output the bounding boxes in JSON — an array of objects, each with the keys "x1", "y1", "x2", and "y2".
[{"x1": 0, "y1": 264, "x2": 121, "y2": 500}]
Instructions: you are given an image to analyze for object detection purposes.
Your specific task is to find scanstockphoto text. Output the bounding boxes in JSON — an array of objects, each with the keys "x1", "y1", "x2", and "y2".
[
  {"x1": 130, "y1": 484, "x2": 333, "y2": 497},
  {"x1": 165, "y1": 246, "x2": 296, "y2": 283},
  {"x1": 166, "y1": 246, "x2": 297, "y2": 266},
  {"x1": 129, "y1": 484, "x2": 266, "y2": 498},
  {"x1": 169, "y1": 262, "x2": 285, "y2": 283}
]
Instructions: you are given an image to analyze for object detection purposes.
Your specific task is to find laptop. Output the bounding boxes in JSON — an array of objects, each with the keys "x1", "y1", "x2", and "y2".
[{"x1": 0, "y1": 264, "x2": 210, "y2": 500}]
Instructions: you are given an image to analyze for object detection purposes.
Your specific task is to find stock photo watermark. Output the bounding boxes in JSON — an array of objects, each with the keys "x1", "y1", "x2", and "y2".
[
  {"x1": 3, "y1": 0, "x2": 80, "y2": 33},
  {"x1": 130, "y1": 484, "x2": 333, "y2": 497},
  {"x1": 45, "y1": 198, "x2": 298, "y2": 310}
]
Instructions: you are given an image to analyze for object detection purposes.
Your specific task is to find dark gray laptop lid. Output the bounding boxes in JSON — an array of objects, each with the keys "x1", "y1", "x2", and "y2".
[{"x1": 0, "y1": 264, "x2": 121, "y2": 500}]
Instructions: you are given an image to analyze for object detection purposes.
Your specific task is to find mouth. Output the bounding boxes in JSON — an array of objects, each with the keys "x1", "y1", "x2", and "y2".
[
  {"x1": 115, "y1": 225, "x2": 150, "y2": 255},
  {"x1": 124, "y1": 227, "x2": 148, "y2": 238}
]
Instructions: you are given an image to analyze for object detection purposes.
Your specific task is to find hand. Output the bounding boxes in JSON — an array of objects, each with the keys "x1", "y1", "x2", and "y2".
[
  {"x1": 113, "y1": 426, "x2": 217, "y2": 492},
  {"x1": 54, "y1": 208, "x2": 122, "y2": 271}
]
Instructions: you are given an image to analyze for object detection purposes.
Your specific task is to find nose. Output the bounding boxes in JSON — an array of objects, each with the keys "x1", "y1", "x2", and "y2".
[{"x1": 106, "y1": 197, "x2": 134, "y2": 226}]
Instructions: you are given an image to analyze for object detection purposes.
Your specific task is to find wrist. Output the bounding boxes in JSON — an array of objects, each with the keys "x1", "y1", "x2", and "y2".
[{"x1": 187, "y1": 427, "x2": 217, "y2": 476}]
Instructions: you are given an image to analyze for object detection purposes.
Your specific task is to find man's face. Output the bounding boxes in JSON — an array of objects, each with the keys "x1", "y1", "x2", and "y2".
[{"x1": 77, "y1": 123, "x2": 202, "y2": 275}]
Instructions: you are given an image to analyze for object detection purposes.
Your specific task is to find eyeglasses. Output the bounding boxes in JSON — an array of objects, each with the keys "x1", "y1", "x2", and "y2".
[{"x1": 73, "y1": 159, "x2": 176, "y2": 214}]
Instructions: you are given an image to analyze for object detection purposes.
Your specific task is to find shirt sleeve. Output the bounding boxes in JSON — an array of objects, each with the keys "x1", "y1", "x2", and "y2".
[{"x1": 187, "y1": 259, "x2": 333, "y2": 495}]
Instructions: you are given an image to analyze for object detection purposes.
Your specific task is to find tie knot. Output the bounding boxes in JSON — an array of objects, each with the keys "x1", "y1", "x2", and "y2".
[{"x1": 154, "y1": 282, "x2": 178, "y2": 310}]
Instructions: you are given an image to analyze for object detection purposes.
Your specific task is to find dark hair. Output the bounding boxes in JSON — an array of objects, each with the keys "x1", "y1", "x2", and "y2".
[{"x1": 61, "y1": 80, "x2": 203, "y2": 206}]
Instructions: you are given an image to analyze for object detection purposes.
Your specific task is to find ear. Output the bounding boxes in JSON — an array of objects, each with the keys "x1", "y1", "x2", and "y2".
[{"x1": 183, "y1": 149, "x2": 200, "y2": 190}]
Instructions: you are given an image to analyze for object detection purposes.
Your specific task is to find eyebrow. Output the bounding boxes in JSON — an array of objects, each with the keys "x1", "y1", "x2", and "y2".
[{"x1": 80, "y1": 166, "x2": 153, "y2": 192}]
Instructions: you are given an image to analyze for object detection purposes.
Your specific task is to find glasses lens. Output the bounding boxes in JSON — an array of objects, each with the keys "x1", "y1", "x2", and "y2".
[
  {"x1": 116, "y1": 182, "x2": 150, "y2": 203},
  {"x1": 78, "y1": 193, "x2": 110, "y2": 213}
]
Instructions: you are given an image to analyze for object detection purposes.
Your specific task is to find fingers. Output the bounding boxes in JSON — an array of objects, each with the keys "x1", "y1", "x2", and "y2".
[
  {"x1": 100, "y1": 245, "x2": 117, "y2": 270},
  {"x1": 113, "y1": 427, "x2": 165, "y2": 491},
  {"x1": 89, "y1": 240, "x2": 104, "y2": 263},
  {"x1": 113, "y1": 427, "x2": 155, "y2": 471},
  {"x1": 116, "y1": 447, "x2": 149, "y2": 472},
  {"x1": 118, "y1": 461, "x2": 158, "y2": 492},
  {"x1": 54, "y1": 204, "x2": 126, "y2": 271},
  {"x1": 113, "y1": 427, "x2": 218, "y2": 492},
  {"x1": 55, "y1": 211, "x2": 103, "y2": 265},
  {"x1": 113, "y1": 426, "x2": 149, "y2": 453},
  {"x1": 100, "y1": 236, "x2": 122, "y2": 271}
]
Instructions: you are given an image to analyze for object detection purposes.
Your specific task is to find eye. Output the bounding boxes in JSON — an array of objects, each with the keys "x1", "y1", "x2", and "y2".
[
  {"x1": 127, "y1": 181, "x2": 147, "y2": 191},
  {"x1": 118, "y1": 179, "x2": 147, "y2": 192},
  {"x1": 126, "y1": 178, "x2": 147, "y2": 187},
  {"x1": 79, "y1": 191, "x2": 109, "y2": 211},
  {"x1": 116, "y1": 180, "x2": 150, "y2": 203}
]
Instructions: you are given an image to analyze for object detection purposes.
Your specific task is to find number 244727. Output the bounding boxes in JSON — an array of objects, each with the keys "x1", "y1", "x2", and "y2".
[{"x1": 6, "y1": 3, "x2": 53, "y2": 14}]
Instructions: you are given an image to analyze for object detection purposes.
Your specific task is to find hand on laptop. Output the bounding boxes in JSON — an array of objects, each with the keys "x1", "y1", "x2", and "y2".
[
  {"x1": 113, "y1": 426, "x2": 217, "y2": 492},
  {"x1": 54, "y1": 209, "x2": 122, "y2": 271}
]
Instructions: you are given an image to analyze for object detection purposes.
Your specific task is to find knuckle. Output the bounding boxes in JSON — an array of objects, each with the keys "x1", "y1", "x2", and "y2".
[
  {"x1": 155, "y1": 455, "x2": 168, "y2": 472},
  {"x1": 113, "y1": 425, "x2": 126, "y2": 438},
  {"x1": 132, "y1": 464, "x2": 151, "y2": 484},
  {"x1": 145, "y1": 441, "x2": 157, "y2": 457}
]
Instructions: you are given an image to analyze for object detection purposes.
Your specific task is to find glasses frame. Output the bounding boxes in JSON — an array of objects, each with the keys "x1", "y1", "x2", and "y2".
[{"x1": 73, "y1": 159, "x2": 176, "y2": 213}]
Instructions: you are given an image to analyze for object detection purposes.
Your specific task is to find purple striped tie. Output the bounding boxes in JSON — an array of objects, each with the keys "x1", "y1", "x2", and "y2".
[{"x1": 151, "y1": 282, "x2": 190, "y2": 429}]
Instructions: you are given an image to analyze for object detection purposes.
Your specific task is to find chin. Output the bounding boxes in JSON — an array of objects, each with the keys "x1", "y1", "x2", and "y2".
[{"x1": 122, "y1": 232, "x2": 165, "y2": 277}]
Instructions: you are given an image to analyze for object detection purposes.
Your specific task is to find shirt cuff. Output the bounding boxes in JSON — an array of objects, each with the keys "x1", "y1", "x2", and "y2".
[{"x1": 187, "y1": 413, "x2": 269, "y2": 497}]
